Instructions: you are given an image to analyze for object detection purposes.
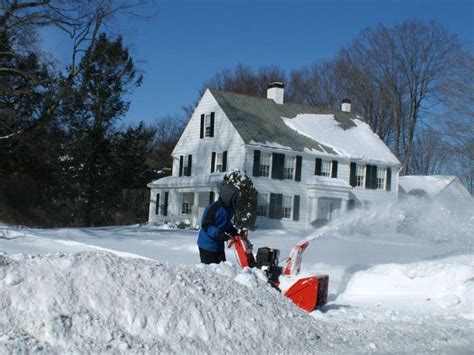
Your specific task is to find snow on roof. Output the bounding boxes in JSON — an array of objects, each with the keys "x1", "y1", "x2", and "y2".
[
  {"x1": 248, "y1": 140, "x2": 293, "y2": 150},
  {"x1": 399, "y1": 175, "x2": 456, "y2": 198},
  {"x1": 306, "y1": 176, "x2": 351, "y2": 188},
  {"x1": 148, "y1": 173, "x2": 226, "y2": 188},
  {"x1": 282, "y1": 114, "x2": 400, "y2": 164}
]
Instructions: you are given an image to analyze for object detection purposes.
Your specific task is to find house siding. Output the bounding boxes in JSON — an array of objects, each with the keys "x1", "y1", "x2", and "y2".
[
  {"x1": 172, "y1": 90, "x2": 246, "y2": 176},
  {"x1": 243, "y1": 146, "x2": 399, "y2": 229},
  {"x1": 149, "y1": 90, "x2": 246, "y2": 224}
]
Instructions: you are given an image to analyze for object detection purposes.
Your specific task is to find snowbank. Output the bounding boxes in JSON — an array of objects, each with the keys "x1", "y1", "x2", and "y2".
[
  {"x1": 0, "y1": 252, "x2": 325, "y2": 353},
  {"x1": 338, "y1": 255, "x2": 474, "y2": 312}
]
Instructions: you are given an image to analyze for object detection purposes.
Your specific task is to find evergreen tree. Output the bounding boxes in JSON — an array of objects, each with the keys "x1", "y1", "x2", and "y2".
[
  {"x1": 61, "y1": 34, "x2": 143, "y2": 226},
  {"x1": 221, "y1": 171, "x2": 258, "y2": 230}
]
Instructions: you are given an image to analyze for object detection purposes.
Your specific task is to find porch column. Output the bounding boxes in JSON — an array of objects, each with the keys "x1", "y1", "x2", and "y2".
[
  {"x1": 310, "y1": 197, "x2": 319, "y2": 223},
  {"x1": 341, "y1": 199, "x2": 349, "y2": 214},
  {"x1": 193, "y1": 192, "x2": 199, "y2": 227}
]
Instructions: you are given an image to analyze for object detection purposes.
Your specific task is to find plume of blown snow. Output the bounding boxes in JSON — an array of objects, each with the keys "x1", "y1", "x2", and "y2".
[{"x1": 304, "y1": 197, "x2": 473, "y2": 253}]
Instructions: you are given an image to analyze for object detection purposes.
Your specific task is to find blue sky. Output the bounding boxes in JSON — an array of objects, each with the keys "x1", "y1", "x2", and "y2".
[{"x1": 44, "y1": 0, "x2": 474, "y2": 125}]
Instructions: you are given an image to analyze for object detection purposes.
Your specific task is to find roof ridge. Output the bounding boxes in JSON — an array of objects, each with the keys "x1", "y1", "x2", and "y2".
[{"x1": 209, "y1": 87, "x2": 351, "y2": 116}]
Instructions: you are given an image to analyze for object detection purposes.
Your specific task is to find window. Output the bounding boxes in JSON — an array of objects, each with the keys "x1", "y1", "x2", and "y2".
[
  {"x1": 284, "y1": 156, "x2": 295, "y2": 180},
  {"x1": 356, "y1": 164, "x2": 365, "y2": 187},
  {"x1": 259, "y1": 153, "x2": 271, "y2": 177},
  {"x1": 282, "y1": 195, "x2": 292, "y2": 219},
  {"x1": 321, "y1": 160, "x2": 332, "y2": 177},
  {"x1": 181, "y1": 193, "x2": 193, "y2": 214},
  {"x1": 376, "y1": 167, "x2": 386, "y2": 190},
  {"x1": 215, "y1": 152, "x2": 223, "y2": 172},
  {"x1": 155, "y1": 193, "x2": 160, "y2": 215},
  {"x1": 257, "y1": 193, "x2": 269, "y2": 217},
  {"x1": 205, "y1": 113, "x2": 212, "y2": 137}
]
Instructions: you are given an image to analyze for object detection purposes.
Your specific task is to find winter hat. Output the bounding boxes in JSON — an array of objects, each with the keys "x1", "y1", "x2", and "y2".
[{"x1": 220, "y1": 184, "x2": 240, "y2": 210}]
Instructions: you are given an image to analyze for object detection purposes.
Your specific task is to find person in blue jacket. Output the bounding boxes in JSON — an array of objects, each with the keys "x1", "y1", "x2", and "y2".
[{"x1": 197, "y1": 184, "x2": 240, "y2": 264}]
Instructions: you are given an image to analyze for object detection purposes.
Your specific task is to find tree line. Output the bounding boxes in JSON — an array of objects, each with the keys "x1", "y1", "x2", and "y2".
[
  {"x1": 0, "y1": 0, "x2": 184, "y2": 226},
  {"x1": 1, "y1": 1, "x2": 472, "y2": 227}
]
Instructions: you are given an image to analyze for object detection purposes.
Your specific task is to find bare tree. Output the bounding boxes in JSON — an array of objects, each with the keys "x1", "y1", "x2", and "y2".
[
  {"x1": 183, "y1": 64, "x2": 286, "y2": 118},
  {"x1": 333, "y1": 21, "x2": 463, "y2": 174},
  {"x1": 0, "y1": 0, "x2": 149, "y2": 139},
  {"x1": 149, "y1": 115, "x2": 186, "y2": 176},
  {"x1": 287, "y1": 62, "x2": 342, "y2": 108}
]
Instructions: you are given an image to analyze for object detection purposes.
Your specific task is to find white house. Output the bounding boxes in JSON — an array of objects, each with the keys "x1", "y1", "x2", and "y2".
[{"x1": 148, "y1": 83, "x2": 401, "y2": 229}]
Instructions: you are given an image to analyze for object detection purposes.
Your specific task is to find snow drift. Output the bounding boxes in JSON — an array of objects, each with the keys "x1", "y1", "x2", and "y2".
[
  {"x1": 338, "y1": 255, "x2": 474, "y2": 311},
  {"x1": 0, "y1": 252, "x2": 325, "y2": 353}
]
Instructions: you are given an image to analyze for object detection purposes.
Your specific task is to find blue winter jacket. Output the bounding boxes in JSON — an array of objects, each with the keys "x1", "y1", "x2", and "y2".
[{"x1": 197, "y1": 199, "x2": 238, "y2": 252}]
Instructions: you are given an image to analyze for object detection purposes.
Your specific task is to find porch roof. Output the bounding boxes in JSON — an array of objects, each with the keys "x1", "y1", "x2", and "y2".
[
  {"x1": 306, "y1": 176, "x2": 351, "y2": 189},
  {"x1": 147, "y1": 173, "x2": 226, "y2": 189}
]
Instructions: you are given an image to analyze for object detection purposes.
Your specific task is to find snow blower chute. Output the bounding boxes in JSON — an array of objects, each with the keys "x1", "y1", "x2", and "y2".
[{"x1": 229, "y1": 234, "x2": 328, "y2": 312}]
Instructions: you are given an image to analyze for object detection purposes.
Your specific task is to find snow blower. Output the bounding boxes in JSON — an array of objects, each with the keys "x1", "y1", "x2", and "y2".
[{"x1": 228, "y1": 234, "x2": 328, "y2": 312}]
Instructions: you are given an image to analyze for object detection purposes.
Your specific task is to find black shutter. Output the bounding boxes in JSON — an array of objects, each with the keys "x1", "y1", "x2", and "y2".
[
  {"x1": 295, "y1": 156, "x2": 302, "y2": 182},
  {"x1": 179, "y1": 156, "x2": 183, "y2": 177},
  {"x1": 155, "y1": 193, "x2": 160, "y2": 215},
  {"x1": 209, "y1": 191, "x2": 215, "y2": 204},
  {"x1": 276, "y1": 194, "x2": 283, "y2": 219},
  {"x1": 269, "y1": 193, "x2": 283, "y2": 219},
  {"x1": 365, "y1": 165, "x2": 372, "y2": 189},
  {"x1": 163, "y1": 192, "x2": 169, "y2": 216},
  {"x1": 271, "y1": 153, "x2": 284, "y2": 180},
  {"x1": 187, "y1": 155, "x2": 192, "y2": 176},
  {"x1": 269, "y1": 193, "x2": 277, "y2": 218},
  {"x1": 386, "y1": 168, "x2": 392, "y2": 191},
  {"x1": 371, "y1": 165, "x2": 378, "y2": 189},
  {"x1": 332, "y1": 160, "x2": 338, "y2": 178},
  {"x1": 293, "y1": 195, "x2": 300, "y2": 221},
  {"x1": 222, "y1": 151, "x2": 227, "y2": 172},
  {"x1": 211, "y1": 152, "x2": 216, "y2": 173},
  {"x1": 350, "y1": 162, "x2": 356, "y2": 187},
  {"x1": 315, "y1": 158, "x2": 322, "y2": 176},
  {"x1": 210, "y1": 112, "x2": 215, "y2": 137},
  {"x1": 253, "y1": 150, "x2": 261, "y2": 177},
  {"x1": 200, "y1": 114, "x2": 204, "y2": 139}
]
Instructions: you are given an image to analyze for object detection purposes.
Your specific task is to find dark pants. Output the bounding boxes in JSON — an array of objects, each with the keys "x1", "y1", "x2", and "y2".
[{"x1": 199, "y1": 247, "x2": 226, "y2": 264}]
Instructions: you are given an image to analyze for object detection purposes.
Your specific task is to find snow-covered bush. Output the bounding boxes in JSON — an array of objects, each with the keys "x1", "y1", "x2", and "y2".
[{"x1": 221, "y1": 171, "x2": 257, "y2": 230}]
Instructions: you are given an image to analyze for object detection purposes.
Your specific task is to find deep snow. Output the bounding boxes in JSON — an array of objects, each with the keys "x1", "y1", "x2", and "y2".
[{"x1": 0, "y1": 197, "x2": 473, "y2": 353}]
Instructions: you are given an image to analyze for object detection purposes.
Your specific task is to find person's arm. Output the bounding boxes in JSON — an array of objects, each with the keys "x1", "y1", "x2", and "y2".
[
  {"x1": 226, "y1": 224, "x2": 239, "y2": 236},
  {"x1": 202, "y1": 206, "x2": 229, "y2": 241}
]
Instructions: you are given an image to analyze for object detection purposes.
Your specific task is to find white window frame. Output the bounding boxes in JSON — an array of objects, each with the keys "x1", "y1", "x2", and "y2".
[
  {"x1": 259, "y1": 152, "x2": 272, "y2": 177},
  {"x1": 284, "y1": 156, "x2": 296, "y2": 180},
  {"x1": 181, "y1": 192, "x2": 193, "y2": 214},
  {"x1": 215, "y1": 152, "x2": 223, "y2": 172},
  {"x1": 282, "y1": 195, "x2": 293, "y2": 219},
  {"x1": 356, "y1": 164, "x2": 365, "y2": 187},
  {"x1": 257, "y1": 193, "x2": 269, "y2": 217},
  {"x1": 204, "y1": 113, "x2": 212, "y2": 137},
  {"x1": 321, "y1": 160, "x2": 332, "y2": 177},
  {"x1": 376, "y1": 167, "x2": 386, "y2": 190}
]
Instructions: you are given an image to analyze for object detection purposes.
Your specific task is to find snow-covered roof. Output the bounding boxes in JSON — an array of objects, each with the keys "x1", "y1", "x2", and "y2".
[
  {"x1": 399, "y1": 176, "x2": 456, "y2": 198},
  {"x1": 283, "y1": 114, "x2": 400, "y2": 165},
  {"x1": 148, "y1": 173, "x2": 226, "y2": 188},
  {"x1": 210, "y1": 89, "x2": 399, "y2": 165}
]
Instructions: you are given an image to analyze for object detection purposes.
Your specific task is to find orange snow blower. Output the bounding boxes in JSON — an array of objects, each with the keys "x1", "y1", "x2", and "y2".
[{"x1": 229, "y1": 234, "x2": 328, "y2": 312}]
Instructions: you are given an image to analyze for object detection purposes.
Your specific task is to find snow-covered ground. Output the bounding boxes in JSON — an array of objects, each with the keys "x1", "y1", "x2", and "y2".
[{"x1": 1, "y1": 198, "x2": 473, "y2": 353}]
